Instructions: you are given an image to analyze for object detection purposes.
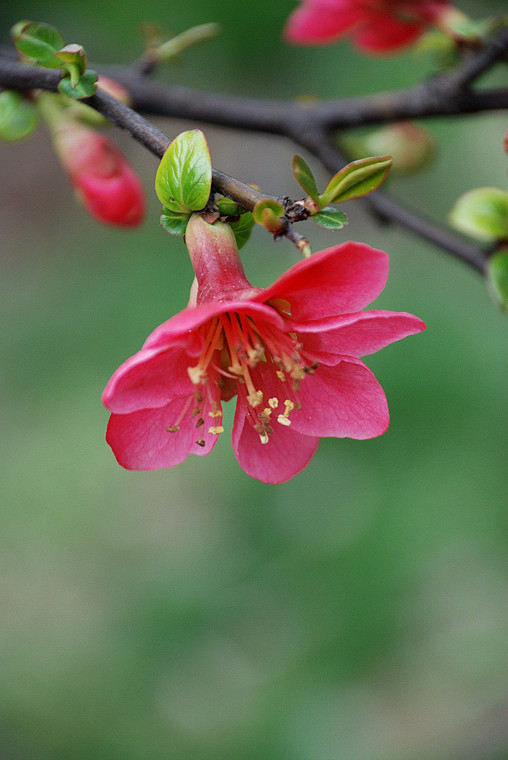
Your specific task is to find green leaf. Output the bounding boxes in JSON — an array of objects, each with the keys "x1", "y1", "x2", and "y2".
[
  {"x1": 229, "y1": 212, "x2": 254, "y2": 249},
  {"x1": 486, "y1": 250, "x2": 508, "y2": 313},
  {"x1": 319, "y1": 156, "x2": 392, "y2": 206},
  {"x1": 292, "y1": 154, "x2": 319, "y2": 203},
  {"x1": 252, "y1": 198, "x2": 285, "y2": 233},
  {"x1": 155, "y1": 129, "x2": 212, "y2": 213},
  {"x1": 311, "y1": 207, "x2": 348, "y2": 230},
  {"x1": 160, "y1": 208, "x2": 191, "y2": 236},
  {"x1": 54, "y1": 44, "x2": 87, "y2": 75},
  {"x1": 216, "y1": 195, "x2": 243, "y2": 217},
  {"x1": 0, "y1": 90, "x2": 38, "y2": 141},
  {"x1": 13, "y1": 21, "x2": 65, "y2": 68},
  {"x1": 449, "y1": 187, "x2": 508, "y2": 242},
  {"x1": 58, "y1": 70, "x2": 98, "y2": 99}
]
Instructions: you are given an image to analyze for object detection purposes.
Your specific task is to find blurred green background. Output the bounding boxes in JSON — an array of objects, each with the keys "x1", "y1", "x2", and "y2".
[{"x1": 1, "y1": 1, "x2": 507, "y2": 758}]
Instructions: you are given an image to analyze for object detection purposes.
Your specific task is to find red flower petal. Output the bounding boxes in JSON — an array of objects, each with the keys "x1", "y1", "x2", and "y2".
[
  {"x1": 285, "y1": 1, "x2": 363, "y2": 44},
  {"x1": 293, "y1": 310, "x2": 426, "y2": 362},
  {"x1": 259, "y1": 243, "x2": 388, "y2": 321},
  {"x1": 232, "y1": 396, "x2": 319, "y2": 484},
  {"x1": 290, "y1": 358, "x2": 389, "y2": 439}
]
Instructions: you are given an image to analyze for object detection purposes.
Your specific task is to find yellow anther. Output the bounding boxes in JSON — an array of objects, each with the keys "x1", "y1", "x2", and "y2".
[
  {"x1": 262, "y1": 407, "x2": 272, "y2": 418},
  {"x1": 259, "y1": 431, "x2": 269, "y2": 445},
  {"x1": 208, "y1": 425, "x2": 224, "y2": 435},
  {"x1": 276, "y1": 371, "x2": 286, "y2": 382},
  {"x1": 208, "y1": 410, "x2": 223, "y2": 418},
  {"x1": 166, "y1": 425, "x2": 180, "y2": 433},
  {"x1": 247, "y1": 389, "x2": 263, "y2": 408},
  {"x1": 277, "y1": 414, "x2": 291, "y2": 427},
  {"x1": 268, "y1": 397, "x2": 279, "y2": 409},
  {"x1": 283, "y1": 400, "x2": 295, "y2": 415},
  {"x1": 188, "y1": 366, "x2": 205, "y2": 385}
]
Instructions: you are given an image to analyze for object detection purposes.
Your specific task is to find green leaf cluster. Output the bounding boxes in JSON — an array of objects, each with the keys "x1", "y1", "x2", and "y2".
[
  {"x1": 12, "y1": 21, "x2": 97, "y2": 100},
  {"x1": 291, "y1": 153, "x2": 392, "y2": 233}
]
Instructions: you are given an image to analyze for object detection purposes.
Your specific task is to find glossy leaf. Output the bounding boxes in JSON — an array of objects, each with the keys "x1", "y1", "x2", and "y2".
[
  {"x1": 319, "y1": 156, "x2": 392, "y2": 206},
  {"x1": 58, "y1": 70, "x2": 98, "y2": 99},
  {"x1": 155, "y1": 129, "x2": 212, "y2": 213},
  {"x1": 252, "y1": 198, "x2": 285, "y2": 233},
  {"x1": 13, "y1": 21, "x2": 64, "y2": 68},
  {"x1": 0, "y1": 90, "x2": 38, "y2": 141},
  {"x1": 311, "y1": 207, "x2": 348, "y2": 230},
  {"x1": 230, "y1": 212, "x2": 254, "y2": 249},
  {"x1": 487, "y1": 250, "x2": 508, "y2": 313},
  {"x1": 292, "y1": 154, "x2": 319, "y2": 203},
  {"x1": 160, "y1": 208, "x2": 191, "y2": 236},
  {"x1": 449, "y1": 187, "x2": 508, "y2": 242}
]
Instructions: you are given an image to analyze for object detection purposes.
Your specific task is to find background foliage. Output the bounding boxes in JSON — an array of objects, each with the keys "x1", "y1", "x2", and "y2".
[{"x1": 1, "y1": 1, "x2": 507, "y2": 758}]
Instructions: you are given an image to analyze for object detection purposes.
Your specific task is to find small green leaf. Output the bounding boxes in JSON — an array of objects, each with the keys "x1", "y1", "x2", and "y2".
[
  {"x1": 252, "y1": 198, "x2": 285, "y2": 233},
  {"x1": 54, "y1": 44, "x2": 87, "y2": 75},
  {"x1": 216, "y1": 195, "x2": 243, "y2": 217},
  {"x1": 58, "y1": 70, "x2": 98, "y2": 99},
  {"x1": 13, "y1": 21, "x2": 65, "y2": 68},
  {"x1": 292, "y1": 154, "x2": 319, "y2": 203},
  {"x1": 449, "y1": 187, "x2": 508, "y2": 242},
  {"x1": 155, "y1": 129, "x2": 212, "y2": 213},
  {"x1": 0, "y1": 90, "x2": 38, "y2": 141},
  {"x1": 319, "y1": 156, "x2": 392, "y2": 206},
  {"x1": 160, "y1": 208, "x2": 191, "y2": 235},
  {"x1": 311, "y1": 207, "x2": 348, "y2": 230},
  {"x1": 230, "y1": 212, "x2": 254, "y2": 249},
  {"x1": 486, "y1": 250, "x2": 508, "y2": 313}
]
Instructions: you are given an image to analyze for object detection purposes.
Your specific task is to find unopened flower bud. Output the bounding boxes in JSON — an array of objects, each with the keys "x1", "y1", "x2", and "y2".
[
  {"x1": 97, "y1": 76, "x2": 132, "y2": 106},
  {"x1": 342, "y1": 122, "x2": 436, "y2": 175},
  {"x1": 51, "y1": 120, "x2": 145, "y2": 227}
]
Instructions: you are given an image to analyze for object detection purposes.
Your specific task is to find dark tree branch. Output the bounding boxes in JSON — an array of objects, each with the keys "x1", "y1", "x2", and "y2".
[{"x1": 1, "y1": 24, "x2": 507, "y2": 273}]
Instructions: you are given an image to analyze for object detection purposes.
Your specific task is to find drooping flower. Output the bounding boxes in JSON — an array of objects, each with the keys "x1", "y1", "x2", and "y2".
[
  {"x1": 284, "y1": 0, "x2": 461, "y2": 54},
  {"x1": 103, "y1": 215, "x2": 425, "y2": 483},
  {"x1": 52, "y1": 118, "x2": 145, "y2": 227}
]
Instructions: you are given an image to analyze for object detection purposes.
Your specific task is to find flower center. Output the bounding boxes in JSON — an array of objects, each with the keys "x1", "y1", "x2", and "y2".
[{"x1": 167, "y1": 310, "x2": 318, "y2": 446}]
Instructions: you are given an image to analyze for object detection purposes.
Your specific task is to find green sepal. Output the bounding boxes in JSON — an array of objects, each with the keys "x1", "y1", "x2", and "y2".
[
  {"x1": 229, "y1": 212, "x2": 254, "y2": 249},
  {"x1": 216, "y1": 195, "x2": 243, "y2": 217},
  {"x1": 486, "y1": 250, "x2": 508, "y2": 313},
  {"x1": 292, "y1": 154, "x2": 319, "y2": 203},
  {"x1": 311, "y1": 207, "x2": 348, "y2": 230},
  {"x1": 160, "y1": 208, "x2": 191, "y2": 236},
  {"x1": 54, "y1": 44, "x2": 87, "y2": 75},
  {"x1": 155, "y1": 129, "x2": 212, "y2": 213},
  {"x1": 319, "y1": 156, "x2": 392, "y2": 206},
  {"x1": 252, "y1": 198, "x2": 285, "y2": 233},
  {"x1": 12, "y1": 21, "x2": 65, "y2": 68},
  {"x1": 0, "y1": 90, "x2": 38, "y2": 141},
  {"x1": 449, "y1": 187, "x2": 508, "y2": 242},
  {"x1": 58, "y1": 70, "x2": 98, "y2": 99}
]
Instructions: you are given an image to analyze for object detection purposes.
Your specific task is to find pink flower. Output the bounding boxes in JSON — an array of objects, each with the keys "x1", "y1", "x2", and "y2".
[
  {"x1": 284, "y1": 0, "x2": 453, "y2": 54},
  {"x1": 102, "y1": 215, "x2": 425, "y2": 483},
  {"x1": 53, "y1": 122, "x2": 145, "y2": 227}
]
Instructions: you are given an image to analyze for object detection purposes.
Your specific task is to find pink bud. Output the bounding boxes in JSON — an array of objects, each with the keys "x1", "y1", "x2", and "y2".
[
  {"x1": 53, "y1": 122, "x2": 145, "y2": 227},
  {"x1": 97, "y1": 75, "x2": 132, "y2": 106}
]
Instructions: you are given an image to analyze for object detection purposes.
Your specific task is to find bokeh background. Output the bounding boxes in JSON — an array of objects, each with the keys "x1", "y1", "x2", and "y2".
[{"x1": 1, "y1": 1, "x2": 507, "y2": 758}]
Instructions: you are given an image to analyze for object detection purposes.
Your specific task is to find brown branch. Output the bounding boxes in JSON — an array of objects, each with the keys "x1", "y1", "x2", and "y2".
[{"x1": 1, "y1": 24, "x2": 507, "y2": 273}]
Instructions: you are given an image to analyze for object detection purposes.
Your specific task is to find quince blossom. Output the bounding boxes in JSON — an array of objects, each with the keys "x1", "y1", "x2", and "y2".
[
  {"x1": 285, "y1": 0, "x2": 455, "y2": 54},
  {"x1": 102, "y1": 215, "x2": 425, "y2": 483}
]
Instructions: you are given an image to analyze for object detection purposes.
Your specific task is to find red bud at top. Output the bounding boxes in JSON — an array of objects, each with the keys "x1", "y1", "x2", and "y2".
[{"x1": 52, "y1": 121, "x2": 145, "y2": 227}]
